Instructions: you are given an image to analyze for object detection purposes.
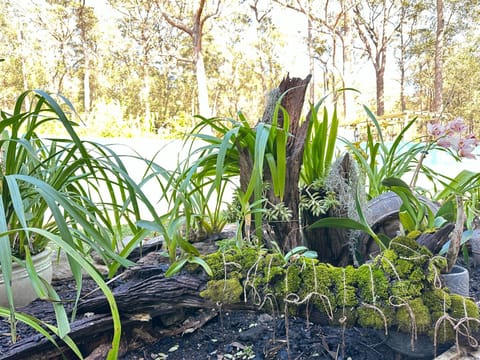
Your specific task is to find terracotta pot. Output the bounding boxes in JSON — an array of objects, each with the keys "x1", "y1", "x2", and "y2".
[{"x1": 0, "y1": 248, "x2": 53, "y2": 307}]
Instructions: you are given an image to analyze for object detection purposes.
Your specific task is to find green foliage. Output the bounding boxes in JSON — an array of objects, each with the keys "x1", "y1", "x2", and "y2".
[
  {"x1": 341, "y1": 108, "x2": 424, "y2": 199},
  {"x1": 308, "y1": 180, "x2": 389, "y2": 252},
  {"x1": 283, "y1": 246, "x2": 318, "y2": 263},
  {"x1": 299, "y1": 185, "x2": 339, "y2": 217},
  {"x1": 301, "y1": 100, "x2": 339, "y2": 186},
  {"x1": 0, "y1": 90, "x2": 177, "y2": 358},
  {"x1": 434, "y1": 169, "x2": 480, "y2": 225},
  {"x1": 182, "y1": 97, "x2": 291, "y2": 244},
  {"x1": 381, "y1": 177, "x2": 437, "y2": 233}
]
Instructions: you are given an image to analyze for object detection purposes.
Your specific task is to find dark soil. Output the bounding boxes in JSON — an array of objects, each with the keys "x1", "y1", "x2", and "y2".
[
  {"x1": 1, "y1": 258, "x2": 480, "y2": 360},
  {"x1": 120, "y1": 309, "x2": 396, "y2": 360}
]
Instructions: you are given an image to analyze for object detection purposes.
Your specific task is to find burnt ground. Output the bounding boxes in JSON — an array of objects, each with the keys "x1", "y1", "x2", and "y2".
[{"x1": 1, "y1": 257, "x2": 480, "y2": 360}]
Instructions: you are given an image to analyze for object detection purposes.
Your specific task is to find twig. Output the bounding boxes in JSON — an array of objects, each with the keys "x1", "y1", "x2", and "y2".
[{"x1": 446, "y1": 196, "x2": 465, "y2": 272}]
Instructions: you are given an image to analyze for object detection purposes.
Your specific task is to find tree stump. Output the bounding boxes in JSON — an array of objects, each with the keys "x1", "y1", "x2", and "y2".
[{"x1": 238, "y1": 74, "x2": 312, "y2": 252}]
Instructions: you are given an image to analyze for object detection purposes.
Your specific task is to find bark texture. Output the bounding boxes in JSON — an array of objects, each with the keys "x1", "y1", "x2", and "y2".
[{"x1": 237, "y1": 74, "x2": 312, "y2": 252}]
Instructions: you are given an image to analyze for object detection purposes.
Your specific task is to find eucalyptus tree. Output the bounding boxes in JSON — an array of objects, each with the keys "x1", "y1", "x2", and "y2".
[
  {"x1": 394, "y1": 1, "x2": 426, "y2": 112},
  {"x1": 352, "y1": 0, "x2": 403, "y2": 116},
  {"x1": 108, "y1": 0, "x2": 164, "y2": 125},
  {"x1": 407, "y1": 0, "x2": 480, "y2": 115},
  {"x1": 30, "y1": 1, "x2": 81, "y2": 96},
  {"x1": 208, "y1": 1, "x2": 284, "y2": 121},
  {"x1": 433, "y1": 0, "x2": 445, "y2": 113},
  {"x1": 444, "y1": 38, "x2": 480, "y2": 130},
  {"x1": 158, "y1": 0, "x2": 223, "y2": 118},
  {"x1": 76, "y1": 0, "x2": 97, "y2": 114},
  {"x1": 272, "y1": 0, "x2": 356, "y2": 120},
  {"x1": 0, "y1": 1, "x2": 48, "y2": 107}
]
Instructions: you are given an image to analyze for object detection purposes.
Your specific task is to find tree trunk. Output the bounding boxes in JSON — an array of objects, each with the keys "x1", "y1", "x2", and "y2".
[
  {"x1": 433, "y1": 0, "x2": 444, "y2": 113},
  {"x1": 342, "y1": 0, "x2": 354, "y2": 122},
  {"x1": 238, "y1": 74, "x2": 312, "y2": 252},
  {"x1": 194, "y1": 50, "x2": 211, "y2": 117},
  {"x1": 375, "y1": 60, "x2": 385, "y2": 116},
  {"x1": 303, "y1": 153, "x2": 360, "y2": 266}
]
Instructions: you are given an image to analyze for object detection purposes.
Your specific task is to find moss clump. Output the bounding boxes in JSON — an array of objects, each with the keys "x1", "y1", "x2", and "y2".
[
  {"x1": 203, "y1": 247, "x2": 266, "y2": 281},
  {"x1": 394, "y1": 258, "x2": 414, "y2": 277},
  {"x1": 395, "y1": 298, "x2": 432, "y2": 333},
  {"x1": 390, "y1": 280, "x2": 423, "y2": 299},
  {"x1": 450, "y1": 294, "x2": 480, "y2": 322},
  {"x1": 198, "y1": 241, "x2": 479, "y2": 342},
  {"x1": 423, "y1": 289, "x2": 451, "y2": 314},
  {"x1": 355, "y1": 264, "x2": 388, "y2": 303},
  {"x1": 334, "y1": 266, "x2": 358, "y2": 308},
  {"x1": 357, "y1": 304, "x2": 393, "y2": 330},
  {"x1": 200, "y1": 278, "x2": 243, "y2": 303},
  {"x1": 431, "y1": 294, "x2": 480, "y2": 343},
  {"x1": 379, "y1": 249, "x2": 400, "y2": 278},
  {"x1": 283, "y1": 263, "x2": 302, "y2": 294},
  {"x1": 389, "y1": 236, "x2": 432, "y2": 259},
  {"x1": 261, "y1": 253, "x2": 285, "y2": 284}
]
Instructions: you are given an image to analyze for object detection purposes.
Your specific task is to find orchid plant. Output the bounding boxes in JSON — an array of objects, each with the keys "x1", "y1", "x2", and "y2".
[
  {"x1": 410, "y1": 117, "x2": 479, "y2": 188},
  {"x1": 428, "y1": 117, "x2": 479, "y2": 159}
]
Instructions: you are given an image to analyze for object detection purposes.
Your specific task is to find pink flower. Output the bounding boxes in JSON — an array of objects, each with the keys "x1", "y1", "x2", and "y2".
[
  {"x1": 427, "y1": 122, "x2": 445, "y2": 137},
  {"x1": 448, "y1": 117, "x2": 468, "y2": 133},
  {"x1": 457, "y1": 137, "x2": 478, "y2": 159},
  {"x1": 458, "y1": 146, "x2": 476, "y2": 159},
  {"x1": 437, "y1": 135, "x2": 458, "y2": 149},
  {"x1": 465, "y1": 133, "x2": 480, "y2": 146}
]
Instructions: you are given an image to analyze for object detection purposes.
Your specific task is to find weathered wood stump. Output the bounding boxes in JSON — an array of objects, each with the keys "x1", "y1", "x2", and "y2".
[{"x1": 238, "y1": 74, "x2": 312, "y2": 252}]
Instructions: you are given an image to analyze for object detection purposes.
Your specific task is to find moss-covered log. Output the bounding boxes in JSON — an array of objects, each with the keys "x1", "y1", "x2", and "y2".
[
  {"x1": 4, "y1": 238, "x2": 478, "y2": 359},
  {"x1": 201, "y1": 236, "x2": 479, "y2": 344}
]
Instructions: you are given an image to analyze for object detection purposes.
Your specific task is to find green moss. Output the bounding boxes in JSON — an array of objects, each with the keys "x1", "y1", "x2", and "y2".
[
  {"x1": 334, "y1": 266, "x2": 358, "y2": 308},
  {"x1": 199, "y1": 239, "x2": 479, "y2": 339},
  {"x1": 331, "y1": 307, "x2": 358, "y2": 327},
  {"x1": 356, "y1": 264, "x2": 388, "y2": 303},
  {"x1": 262, "y1": 253, "x2": 286, "y2": 283},
  {"x1": 395, "y1": 298, "x2": 432, "y2": 333},
  {"x1": 450, "y1": 294, "x2": 480, "y2": 321},
  {"x1": 296, "y1": 262, "x2": 336, "y2": 310},
  {"x1": 409, "y1": 266, "x2": 427, "y2": 283},
  {"x1": 284, "y1": 264, "x2": 302, "y2": 294},
  {"x1": 394, "y1": 258, "x2": 414, "y2": 277},
  {"x1": 389, "y1": 236, "x2": 432, "y2": 259},
  {"x1": 357, "y1": 305, "x2": 393, "y2": 330},
  {"x1": 423, "y1": 289, "x2": 451, "y2": 313},
  {"x1": 379, "y1": 249, "x2": 399, "y2": 278},
  {"x1": 203, "y1": 247, "x2": 267, "y2": 281},
  {"x1": 200, "y1": 278, "x2": 243, "y2": 303},
  {"x1": 390, "y1": 280, "x2": 423, "y2": 299}
]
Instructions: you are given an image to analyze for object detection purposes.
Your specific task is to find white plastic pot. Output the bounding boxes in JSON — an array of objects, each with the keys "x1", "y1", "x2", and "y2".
[{"x1": 0, "y1": 248, "x2": 53, "y2": 307}]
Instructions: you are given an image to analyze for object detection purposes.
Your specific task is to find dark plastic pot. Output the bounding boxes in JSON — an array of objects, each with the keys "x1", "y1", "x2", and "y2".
[
  {"x1": 378, "y1": 330, "x2": 452, "y2": 359},
  {"x1": 441, "y1": 264, "x2": 470, "y2": 297}
]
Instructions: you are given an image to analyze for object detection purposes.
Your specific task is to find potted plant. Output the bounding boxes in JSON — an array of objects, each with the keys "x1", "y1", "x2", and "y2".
[{"x1": 0, "y1": 90, "x2": 163, "y2": 358}]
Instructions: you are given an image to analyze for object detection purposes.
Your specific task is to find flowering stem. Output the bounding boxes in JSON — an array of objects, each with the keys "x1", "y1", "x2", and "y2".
[{"x1": 409, "y1": 150, "x2": 428, "y2": 189}]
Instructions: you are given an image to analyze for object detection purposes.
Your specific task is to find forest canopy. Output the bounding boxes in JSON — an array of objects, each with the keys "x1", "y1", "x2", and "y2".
[{"x1": 1, "y1": 0, "x2": 479, "y2": 138}]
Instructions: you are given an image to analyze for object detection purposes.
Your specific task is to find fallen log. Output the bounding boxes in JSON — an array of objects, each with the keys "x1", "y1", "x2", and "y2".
[
  {"x1": 0, "y1": 264, "x2": 213, "y2": 360},
  {"x1": 1, "y1": 236, "x2": 479, "y2": 360}
]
